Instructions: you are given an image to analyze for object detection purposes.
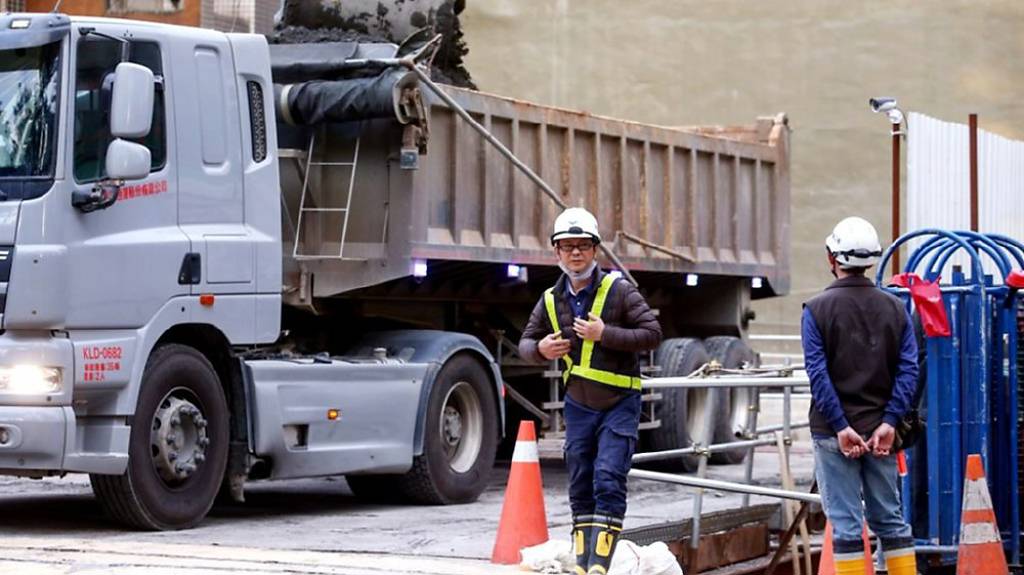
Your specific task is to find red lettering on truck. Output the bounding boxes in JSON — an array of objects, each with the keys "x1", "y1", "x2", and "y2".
[
  {"x1": 119, "y1": 179, "x2": 168, "y2": 202},
  {"x1": 82, "y1": 346, "x2": 123, "y2": 360}
]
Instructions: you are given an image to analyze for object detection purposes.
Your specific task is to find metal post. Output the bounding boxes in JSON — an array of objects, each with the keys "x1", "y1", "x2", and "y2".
[
  {"x1": 892, "y1": 129, "x2": 901, "y2": 277},
  {"x1": 783, "y1": 382, "x2": 792, "y2": 464},
  {"x1": 688, "y1": 390, "x2": 719, "y2": 565},
  {"x1": 969, "y1": 113, "x2": 979, "y2": 232},
  {"x1": 741, "y1": 386, "x2": 761, "y2": 507}
]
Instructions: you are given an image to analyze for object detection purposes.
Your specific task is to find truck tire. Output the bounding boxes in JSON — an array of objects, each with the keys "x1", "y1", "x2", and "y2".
[
  {"x1": 705, "y1": 336, "x2": 758, "y2": 465},
  {"x1": 396, "y1": 354, "x2": 499, "y2": 504},
  {"x1": 640, "y1": 338, "x2": 714, "y2": 473},
  {"x1": 90, "y1": 344, "x2": 229, "y2": 530}
]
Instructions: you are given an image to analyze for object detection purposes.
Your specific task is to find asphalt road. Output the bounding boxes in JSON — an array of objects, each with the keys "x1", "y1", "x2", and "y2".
[{"x1": 0, "y1": 446, "x2": 814, "y2": 574}]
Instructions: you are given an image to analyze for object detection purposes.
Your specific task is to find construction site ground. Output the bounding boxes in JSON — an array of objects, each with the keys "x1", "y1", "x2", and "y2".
[{"x1": 0, "y1": 412, "x2": 814, "y2": 575}]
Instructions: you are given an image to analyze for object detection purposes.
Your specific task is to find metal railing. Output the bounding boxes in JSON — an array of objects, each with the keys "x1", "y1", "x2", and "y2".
[{"x1": 629, "y1": 364, "x2": 818, "y2": 574}]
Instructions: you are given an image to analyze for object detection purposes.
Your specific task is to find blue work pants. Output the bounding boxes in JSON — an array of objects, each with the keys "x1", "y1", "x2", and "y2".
[{"x1": 563, "y1": 393, "x2": 641, "y2": 518}]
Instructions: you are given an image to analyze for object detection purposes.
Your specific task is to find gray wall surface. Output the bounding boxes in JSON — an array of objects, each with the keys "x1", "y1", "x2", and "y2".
[{"x1": 460, "y1": 0, "x2": 1024, "y2": 332}]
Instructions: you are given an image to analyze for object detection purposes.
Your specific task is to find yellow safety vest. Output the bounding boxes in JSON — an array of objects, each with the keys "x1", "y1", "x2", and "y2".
[{"x1": 543, "y1": 274, "x2": 642, "y2": 391}]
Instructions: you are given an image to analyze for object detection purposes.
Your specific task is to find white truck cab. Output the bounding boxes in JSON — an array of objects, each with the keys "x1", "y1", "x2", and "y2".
[{"x1": 0, "y1": 12, "x2": 503, "y2": 530}]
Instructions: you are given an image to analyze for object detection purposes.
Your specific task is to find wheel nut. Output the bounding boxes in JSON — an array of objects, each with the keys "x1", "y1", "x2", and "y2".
[
  {"x1": 194, "y1": 453, "x2": 205, "y2": 463},
  {"x1": 166, "y1": 434, "x2": 176, "y2": 445},
  {"x1": 198, "y1": 437, "x2": 210, "y2": 447},
  {"x1": 170, "y1": 417, "x2": 181, "y2": 427},
  {"x1": 168, "y1": 452, "x2": 177, "y2": 461}
]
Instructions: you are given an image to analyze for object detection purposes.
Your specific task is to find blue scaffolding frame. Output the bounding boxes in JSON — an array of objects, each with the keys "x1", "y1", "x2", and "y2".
[{"x1": 875, "y1": 229, "x2": 1023, "y2": 566}]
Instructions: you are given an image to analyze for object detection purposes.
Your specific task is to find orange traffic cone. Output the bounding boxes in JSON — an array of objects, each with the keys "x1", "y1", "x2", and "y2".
[
  {"x1": 956, "y1": 454, "x2": 1009, "y2": 575},
  {"x1": 818, "y1": 520, "x2": 875, "y2": 575},
  {"x1": 491, "y1": 420, "x2": 549, "y2": 564}
]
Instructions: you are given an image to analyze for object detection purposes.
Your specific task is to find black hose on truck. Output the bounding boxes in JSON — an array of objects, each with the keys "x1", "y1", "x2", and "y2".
[{"x1": 274, "y1": 69, "x2": 418, "y2": 126}]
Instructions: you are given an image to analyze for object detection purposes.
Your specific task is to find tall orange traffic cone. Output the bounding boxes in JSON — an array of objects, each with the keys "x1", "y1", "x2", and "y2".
[
  {"x1": 818, "y1": 520, "x2": 875, "y2": 575},
  {"x1": 956, "y1": 454, "x2": 1009, "y2": 575},
  {"x1": 491, "y1": 420, "x2": 549, "y2": 564}
]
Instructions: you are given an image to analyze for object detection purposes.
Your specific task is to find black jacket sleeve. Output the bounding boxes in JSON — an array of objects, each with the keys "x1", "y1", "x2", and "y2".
[{"x1": 600, "y1": 282, "x2": 663, "y2": 352}]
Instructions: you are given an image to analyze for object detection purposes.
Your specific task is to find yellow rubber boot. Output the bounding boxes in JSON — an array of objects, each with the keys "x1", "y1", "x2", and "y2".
[
  {"x1": 884, "y1": 548, "x2": 917, "y2": 575},
  {"x1": 833, "y1": 552, "x2": 866, "y2": 575},
  {"x1": 587, "y1": 515, "x2": 623, "y2": 575},
  {"x1": 572, "y1": 515, "x2": 594, "y2": 575}
]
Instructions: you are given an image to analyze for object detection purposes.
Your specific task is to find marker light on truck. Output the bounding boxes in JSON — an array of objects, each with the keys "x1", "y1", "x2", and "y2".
[
  {"x1": 412, "y1": 259, "x2": 428, "y2": 278},
  {"x1": 686, "y1": 273, "x2": 699, "y2": 287},
  {"x1": 0, "y1": 366, "x2": 62, "y2": 394},
  {"x1": 10, "y1": 19, "x2": 31, "y2": 29}
]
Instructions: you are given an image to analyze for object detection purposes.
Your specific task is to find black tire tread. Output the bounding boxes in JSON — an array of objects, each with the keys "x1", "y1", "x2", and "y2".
[
  {"x1": 396, "y1": 354, "x2": 498, "y2": 505},
  {"x1": 704, "y1": 336, "x2": 757, "y2": 464},
  {"x1": 89, "y1": 344, "x2": 226, "y2": 530},
  {"x1": 642, "y1": 338, "x2": 710, "y2": 472}
]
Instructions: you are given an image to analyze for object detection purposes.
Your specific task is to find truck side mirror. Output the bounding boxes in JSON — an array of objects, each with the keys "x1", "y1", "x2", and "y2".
[
  {"x1": 105, "y1": 138, "x2": 151, "y2": 181},
  {"x1": 110, "y1": 62, "x2": 154, "y2": 138},
  {"x1": 72, "y1": 139, "x2": 151, "y2": 212}
]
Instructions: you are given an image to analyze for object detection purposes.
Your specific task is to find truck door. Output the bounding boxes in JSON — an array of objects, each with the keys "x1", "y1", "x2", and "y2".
[
  {"x1": 168, "y1": 33, "x2": 255, "y2": 300},
  {"x1": 63, "y1": 30, "x2": 189, "y2": 329}
]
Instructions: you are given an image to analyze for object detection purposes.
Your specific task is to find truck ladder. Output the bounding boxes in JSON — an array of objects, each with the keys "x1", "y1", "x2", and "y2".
[{"x1": 292, "y1": 131, "x2": 365, "y2": 261}]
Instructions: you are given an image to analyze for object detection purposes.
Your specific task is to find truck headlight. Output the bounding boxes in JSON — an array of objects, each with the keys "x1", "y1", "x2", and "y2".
[{"x1": 0, "y1": 366, "x2": 62, "y2": 394}]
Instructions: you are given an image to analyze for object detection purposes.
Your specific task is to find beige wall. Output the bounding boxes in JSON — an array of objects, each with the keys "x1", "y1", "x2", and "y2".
[{"x1": 461, "y1": 0, "x2": 1024, "y2": 332}]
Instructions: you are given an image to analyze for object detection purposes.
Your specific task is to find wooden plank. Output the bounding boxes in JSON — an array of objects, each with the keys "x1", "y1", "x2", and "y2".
[{"x1": 675, "y1": 523, "x2": 769, "y2": 573}]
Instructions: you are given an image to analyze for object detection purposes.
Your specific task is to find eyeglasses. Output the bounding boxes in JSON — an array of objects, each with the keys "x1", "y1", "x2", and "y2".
[{"x1": 556, "y1": 242, "x2": 595, "y2": 254}]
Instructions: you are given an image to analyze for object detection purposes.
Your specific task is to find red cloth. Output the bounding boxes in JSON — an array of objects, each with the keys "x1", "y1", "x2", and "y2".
[{"x1": 889, "y1": 273, "x2": 951, "y2": 337}]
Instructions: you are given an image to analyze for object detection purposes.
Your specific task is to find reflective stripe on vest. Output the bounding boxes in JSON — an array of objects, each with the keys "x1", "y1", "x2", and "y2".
[{"x1": 543, "y1": 274, "x2": 642, "y2": 391}]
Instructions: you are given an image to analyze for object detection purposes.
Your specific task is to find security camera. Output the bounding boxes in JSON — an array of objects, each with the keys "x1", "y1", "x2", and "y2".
[
  {"x1": 869, "y1": 97, "x2": 903, "y2": 128},
  {"x1": 869, "y1": 97, "x2": 898, "y2": 113}
]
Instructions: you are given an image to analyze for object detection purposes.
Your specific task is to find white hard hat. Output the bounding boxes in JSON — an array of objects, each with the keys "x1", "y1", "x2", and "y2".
[
  {"x1": 825, "y1": 216, "x2": 883, "y2": 269},
  {"x1": 551, "y1": 207, "x2": 601, "y2": 245}
]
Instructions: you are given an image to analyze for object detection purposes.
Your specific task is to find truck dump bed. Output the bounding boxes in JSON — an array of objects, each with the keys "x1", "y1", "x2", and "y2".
[{"x1": 277, "y1": 84, "x2": 790, "y2": 303}]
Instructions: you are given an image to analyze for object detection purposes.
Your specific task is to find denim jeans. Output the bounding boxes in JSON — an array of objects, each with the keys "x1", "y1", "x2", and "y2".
[
  {"x1": 564, "y1": 393, "x2": 641, "y2": 517},
  {"x1": 813, "y1": 436, "x2": 914, "y2": 555}
]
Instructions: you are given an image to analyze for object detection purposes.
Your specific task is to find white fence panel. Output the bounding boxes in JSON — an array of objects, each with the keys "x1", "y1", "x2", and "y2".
[{"x1": 906, "y1": 112, "x2": 1024, "y2": 282}]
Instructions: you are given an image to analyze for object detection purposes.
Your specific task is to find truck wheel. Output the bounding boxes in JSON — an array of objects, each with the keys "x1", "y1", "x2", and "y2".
[
  {"x1": 640, "y1": 338, "x2": 714, "y2": 473},
  {"x1": 705, "y1": 336, "x2": 758, "y2": 465},
  {"x1": 396, "y1": 354, "x2": 498, "y2": 504},
  {"x1": 90, "y1": 344, "x2": 229, "y2": 530}
]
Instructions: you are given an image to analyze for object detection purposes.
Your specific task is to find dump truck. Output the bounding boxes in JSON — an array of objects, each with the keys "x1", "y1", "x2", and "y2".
[{"x1": 0, "y1": 11, "x2": 790, "y2": 530}]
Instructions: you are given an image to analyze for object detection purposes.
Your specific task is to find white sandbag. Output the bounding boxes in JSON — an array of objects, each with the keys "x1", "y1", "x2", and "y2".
[
  {"x1": 638, "y1": 542, "x2": 683, "y2": 575},
  {"x1": 520, "y1": 539, "x2": 575, "y2": 573},
  {"x1": 608, "y1": 539, "x2": 644, "y2": 574},
  {"x1": 519, "y1": 538, "x2": 683, "y2": 575}
]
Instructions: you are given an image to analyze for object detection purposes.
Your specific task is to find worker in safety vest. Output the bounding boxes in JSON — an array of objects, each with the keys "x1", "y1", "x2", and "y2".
[
  {"x1": 803, "y1": 217, "x2": 918, "y2": 575},
  {"x1": 519, "y1": 207, "x2": 662, "y2": 575}
]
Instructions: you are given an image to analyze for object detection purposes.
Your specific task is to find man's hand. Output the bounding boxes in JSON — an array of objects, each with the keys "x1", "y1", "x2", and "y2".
[
  {"x1": 573, "y1": 312, "x2": 605, "y2": 342},
  {"x1": 837, "y1": 426, "x2": 869, "y2": 459},
  {"x1": 538, "y1": 332, "x2": 571, "y2": 360},
  {"x1": 866, "y1": 423, "x2": 896, "y2": 457}
]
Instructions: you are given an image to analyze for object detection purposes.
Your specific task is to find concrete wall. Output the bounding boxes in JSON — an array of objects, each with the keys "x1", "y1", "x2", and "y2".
[{"x1": 460, "y1": 0, "x2": 1024, "y2": 333}]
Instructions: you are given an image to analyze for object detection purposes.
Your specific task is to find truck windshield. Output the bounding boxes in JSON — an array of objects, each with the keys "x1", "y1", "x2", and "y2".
[{"x1": 0, "y1": 42, "x2": 61, "y2": 179}]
